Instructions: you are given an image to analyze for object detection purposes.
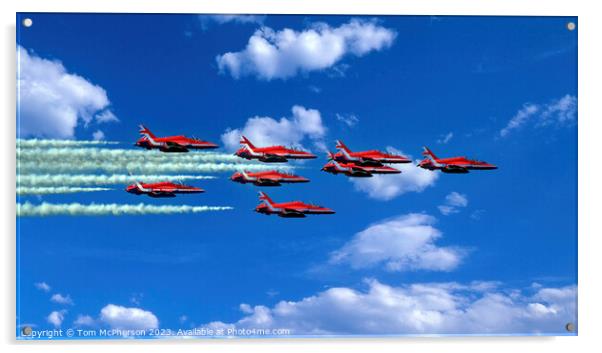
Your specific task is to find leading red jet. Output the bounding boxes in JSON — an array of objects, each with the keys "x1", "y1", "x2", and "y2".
[
  {"x1": 230, "y1": 170, "x2": 309, "y2": 186},
  {"x1": 125, "y1": 180, "x2": 204, "y2": 197},
  {"x1": 234, "y1": 136, "x2": 317, "y2": 163},
  {"x1": 255, "y1": 192, "x2": 335, "y2": 218},
  {"x1": 418, "y1": 146, "x2": 498, "y2": 173},
  {"x1": 135, "y1": 125, "x2": 218, "y2": 152},
  {"x1": 332, "y1": 140, "x2": 411, "y2": 166},
  {"x1": 322, "y1": 154, "x2": 401, "y2": 177}
]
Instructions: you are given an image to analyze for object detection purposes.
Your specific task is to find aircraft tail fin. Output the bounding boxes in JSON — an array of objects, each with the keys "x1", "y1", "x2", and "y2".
[
  {"x1": 326, "y1": 151, "x2": 336, "y2": 160},
  {"x1": 258, "y1": 191, "x2": 274, "y2": 204},
  {"x1": 240, "y1": 136, "x2": 256, "y2": 149},
  {"x1": 422, "y1": 146, "x2": 438, "y2": 160},
  {"x1": 335, "y1": 140, "x2": 351, "y2": 153},
  {"x1": 139, "y1": 124, "x2": 156, "y2": 138}
]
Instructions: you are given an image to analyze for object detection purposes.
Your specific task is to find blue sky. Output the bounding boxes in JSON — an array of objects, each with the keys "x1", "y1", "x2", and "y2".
[{"x1": 16, "y1": 14, "x2": 577, "y2": 337}]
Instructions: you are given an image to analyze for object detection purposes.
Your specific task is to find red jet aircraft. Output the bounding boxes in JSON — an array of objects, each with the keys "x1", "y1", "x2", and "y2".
[
  {"x1": 418, "y1": 147, "x2": 498, "y2": 173},
  {"x1": 234, "y1": 136, "x2": 317, "y2": 163},
  {"x1": 135, "y1": 125, "x2": 218, "y2": 152},
  {"x1": 255, "y1": 192, "x2": 335, "y2": 218},
  {"x1": 332, "y1": 140, "x2": 411, "y2": 166},
  {"x1": 322, "y1": 154, "x2": 401, "y2": 177},
  {"x1": 231, "y1": 170, "x2": 309, "y2": 186},
  {"x1": 125, "y1": 180, "x2": 204, "y2": 198}
]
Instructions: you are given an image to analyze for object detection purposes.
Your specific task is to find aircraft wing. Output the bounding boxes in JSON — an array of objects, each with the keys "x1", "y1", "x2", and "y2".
[
  {"x1": 166, "y1": 141, "x2": 184, "y2": 147},
  {"x1": 162, "y1": 141, "x2": 189, "y2": 152},
  {"x1": 280, "y1": 208, "x2": 306, "y2": 218},
  {"x1": 443, "y1": 165, "x2": 469, "y2": 173},
  {"x1": 358, "y1": 158, "x2": 383, "y2": 166},
  {"x1": 265, "y1": 152, "x2": 284, "y2": 158},
  {"x1": 259, "y1": 153, "x2": 288, "y2": 162},
  {"x1": 350, "y1": 167, "x2": 373, "y2": 177},
  {"x1": 256, "y1": 178, "x2": 281, "y2": 186},
  {"x1": 149, "y1": 191, "x2": 176, "y2": 197}
]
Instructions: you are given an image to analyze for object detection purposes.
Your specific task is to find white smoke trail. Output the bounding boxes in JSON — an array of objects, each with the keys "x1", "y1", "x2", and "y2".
[
  {"x1": 18, "y1": 161, "x2": 284, "y2": 174},
  {"x1": 17, "y1": 186, "x2": 112, "y2": 195},
  {"x1": 17, "y1": 174, "x2": 216, "y2": 187},
  {"x1": 17, "y1": 202, "x2": 234, "y2": 217},
  {"x1": 17, "y1": 147, "x2": 247, "y2": 164},
  {"x1": 17, "y1": 139, "x2": 119, "y2": 148}
]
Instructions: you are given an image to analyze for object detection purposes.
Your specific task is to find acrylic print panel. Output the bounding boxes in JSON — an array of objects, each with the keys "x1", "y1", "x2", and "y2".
[{"x1": 16, "y1": 13, "x2": 577, "y2": 339}]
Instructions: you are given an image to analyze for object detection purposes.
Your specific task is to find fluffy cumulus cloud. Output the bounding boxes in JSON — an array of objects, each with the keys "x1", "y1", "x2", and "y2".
[
  {"x1": 216, "y1": 19, "x2": 396, "y2": 80},
  {"x1": 99, "y1": 304, "x2": 159, "y2": 330},
  {"x1": 221, "y1": 105, "x2": 327, "y2": 152},
  {"x1": 200, "y1": 14, "x2": 266, "y2": 27},
  {"x1": 34, "y1": 281, "x2": 51, "y2": 292},
  {"x1": 203, "y1": 279, "x2": 576, "y2": 335},
  {"x1": 500, "y1": 95, "x2": 577, "y2": 137},
  {"x1": 47, "y1": 310, "x2": 66, "y2": 328},
  {"x1": 350, "y1": 147, "x2": 438, "y2": 200},
  {"x1": 17, "y1": 46, "x2": 117, "y2": 139},
  {"x1": 92, "y1": 130, "x2": 105, "y2": 141},
  {"x1": 330, "y1": 213, "x2": 464, "y2": 272},
  {"x1": 438, "y1": 192, "x2": 468, "y2": 216},
  {"x1": 73, "y1": 314, "x2": 96, "y2": 327},
  {"x1": 50, "y1": 293, "x2": 74, "y2": 305}
]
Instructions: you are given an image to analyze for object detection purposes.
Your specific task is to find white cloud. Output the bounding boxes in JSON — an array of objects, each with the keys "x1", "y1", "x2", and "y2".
[
  {"x1": 47, "y1": 310, "x2": 66, "y2": 328},
  {"x1": 499, "y1": 104, "x2": 539, "y2": 137},
  {"x1": 437, "y1": 132, "x2": 454, "y2": 144},
  {"x1": 203, "y1": 280, "x2": 576, "y2": 335},
  {"x1": 99, "y1": 304, "x2": 159, "y2": 330},
  {"x1": 216, "y1": 19, "x2": 396, "y2": 80},
  {"x1": 208, "y1": 14, "x2": 265, "y2": 25},
  {"x1": 537, "y1": 94, "x2": 578, "y2": 127},
  {"x1": 350, "y1": 147, "x2": 438, "y2": 200},
  {"x1": 308, "y1": 85, "x2": 322, "y2": 94},
  {"x1": 221, "y1": 105, "x2": 326, "y2": 152},
  {"x1": 330, "y1": 213, "x2": 464, "y2": 272},
  {"x1": 17, "y1": 46, "x2": 117, "y2": 138},
  {"x1": 336, "y1": 113, "x2": 359, "y2": 127},
  {"x1": 199, "y1": 14, "x2": 266, "y2": 30},
  {"x1": 50, "y1": 293, "x2": 74, "y2": 305},
  {"x1": 34, "y1": 282, "x2": 51, "y2": 292},
  {"x1": 95, "y1": 110, "x2": 119, "y2": 124},
  {"x1": 73, "y1": 314, "x2": 96, "y2": 327},
  {"x1": 438, "y1": 192, "x2": 468, "y2": 216},
  {"x1": 500, "y1": 95, "x2": 577, "y2": 137},
  {"x1": 92, "y1": 130, "x2": 105, "y2": 141}
]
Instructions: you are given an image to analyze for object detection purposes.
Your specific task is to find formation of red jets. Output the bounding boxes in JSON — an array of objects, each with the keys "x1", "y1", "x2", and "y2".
[{"x1": 128, "y1": 126, "x2": 497, "y2": 217}]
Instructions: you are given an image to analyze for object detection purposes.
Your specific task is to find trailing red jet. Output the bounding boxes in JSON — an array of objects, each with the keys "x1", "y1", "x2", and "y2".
[
  {"x1": 322, "y1": 154, "x2": 401, "y2": 177},
  {"x1": 234, "y1": 136, "x2": 317, "y2": 163},
  {"x1": 418, "y1": 146, "x2": 498, "y2": 174},
  {"x1": 255, "y1": 192, "x2": 335, "y2": 218},
  {"x1": 230, "y1": 170, "x2": 309, "y2": 186},
  {"x1": 135, "y1": 125, "x2": 218, "y2": 152},
  {"x1": 332, "y1": 140, "x2": 411, "y2": 166},
  {"x1": 125, "y1": 180, "x2": 204, "y2": 198}
]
